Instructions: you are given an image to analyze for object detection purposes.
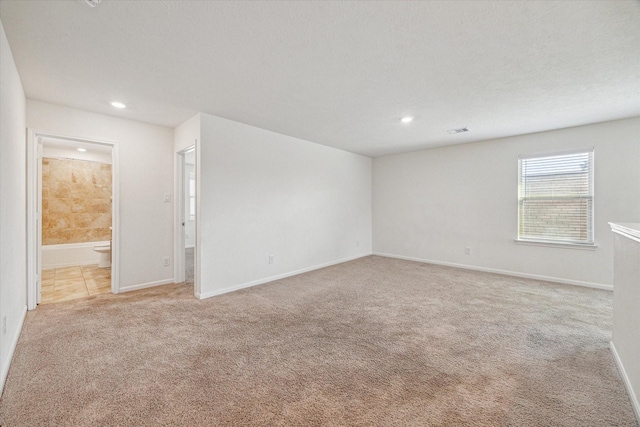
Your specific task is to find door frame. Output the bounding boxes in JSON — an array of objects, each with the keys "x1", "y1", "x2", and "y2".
[
  {"x1": 174, "y1": 145, "x2": 198, "y2": 295},
  {"x1": 26, "y1": 129, "x2": 120, "y2": 310}
]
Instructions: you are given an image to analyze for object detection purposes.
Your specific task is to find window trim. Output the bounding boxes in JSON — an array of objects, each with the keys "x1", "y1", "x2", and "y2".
[
  {"x1": 514, "y1": 239, "x2": 598, "y2": 250},
  {"x1": 517, "y1": 147, "x2": 595, "y2": 248}
]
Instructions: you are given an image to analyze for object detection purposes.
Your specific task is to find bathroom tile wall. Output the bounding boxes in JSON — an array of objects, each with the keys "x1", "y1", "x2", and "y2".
[{"x1": 42, "y1": 157, "x2": 112, "y2": 245}]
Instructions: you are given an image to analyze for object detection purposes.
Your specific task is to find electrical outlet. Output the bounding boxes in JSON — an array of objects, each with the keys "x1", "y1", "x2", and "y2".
[
  {"x1": 164, "y1": 193, "x2": 171, "y2": 203},
  {"x1": 163, "y1": 257, "x2": 170, "y2": 266},
  {"x1": 268, "y1": 255, "x2": 274, "y2": 264},
  {"x1": 465, "y1": 247, "x2": 471, "y2": 255}
]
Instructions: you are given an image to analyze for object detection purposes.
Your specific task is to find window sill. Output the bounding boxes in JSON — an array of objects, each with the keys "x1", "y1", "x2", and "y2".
[{"x1": 514, "y1": 239, "x2": 598, "y2": 250}]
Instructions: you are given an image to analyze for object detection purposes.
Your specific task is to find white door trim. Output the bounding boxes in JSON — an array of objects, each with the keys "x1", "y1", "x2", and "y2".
[
  {"x1": 174, "y1": 150, "x2": 186, "y2": 284},
  {"x1": 26, "y1": 129, "x2": 120, "y2": 310},
  {"x1": 194, "y1": 139, "x2": 201, "y2": 298},
  {"x1": 26, "y1": 129, "x2": 39, "y2": 310}
]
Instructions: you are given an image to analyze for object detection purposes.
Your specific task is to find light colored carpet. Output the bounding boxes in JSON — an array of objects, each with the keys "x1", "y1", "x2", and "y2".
[
  {"x1": 185, "y1": 247, "x2": 194, "y2": 286},
  {"x1": 0, "y1": 256, "x2": 637, "y2": 426}
]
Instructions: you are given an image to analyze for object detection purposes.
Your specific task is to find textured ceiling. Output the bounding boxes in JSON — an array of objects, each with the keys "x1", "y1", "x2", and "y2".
[{"x1": 1, "y1": 1, "x2": 639, "y2": 157}]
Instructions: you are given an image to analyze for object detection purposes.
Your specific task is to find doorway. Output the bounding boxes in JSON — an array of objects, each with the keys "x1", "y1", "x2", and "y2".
[{"x1": 27, "y1": 131, "x2": 120, "y2": 310}]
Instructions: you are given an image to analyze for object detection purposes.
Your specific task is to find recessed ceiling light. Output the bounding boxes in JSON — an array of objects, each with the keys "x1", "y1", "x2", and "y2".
[
  {"x1": 110, "y1": 101, "x2": 126, "y2": 109},
  {"x1": 85, "y1": 0, "x2": 101, "y2": 7},
  {"x1": 401, "y1": 116, "x2": 414, "y2": 123},
  {"x1": 77, "y1": 148, "x2": 87, "y2": 152}
]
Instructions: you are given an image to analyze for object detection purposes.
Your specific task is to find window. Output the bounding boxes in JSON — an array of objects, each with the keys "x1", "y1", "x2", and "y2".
[{"x1": 518, "y1": 149, "x2": 594, "y2": 246}]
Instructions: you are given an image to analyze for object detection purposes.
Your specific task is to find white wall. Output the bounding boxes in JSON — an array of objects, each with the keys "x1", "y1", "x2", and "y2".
[
  {"x1": 610, "y1": 225, "x2": 640, "y2": 420},
  {"x1": 174, "y1": 114, "x2": 200, "y2": 153},
  {"x1": 27, "y1": 100, "x2": 175, "y2": 291},
  {"x1": 199, "y1": 113, "x2": 372, "y2": 298},
  {"x1": 0, "y1": 18, "x2": 27, "y2": 393},
  {"x1": 373, "y1": 117, "x2": 640, "y2": 288}
]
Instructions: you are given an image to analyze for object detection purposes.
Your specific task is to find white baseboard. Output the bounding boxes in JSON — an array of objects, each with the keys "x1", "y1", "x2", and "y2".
[
  {"x1": 198, "y1": 254, "x2": 370, "y2": 300},
  {"x1": 610, "y1": 341, "x2": 640, "y2": 423},
  {"x1": 118, "y1": 278, "x2": 175, "y2": 293},
  {"x1": 1, "y1": 305, "x2": 27, "y2": 395},
  {"x1": 372, "y1": 252, "x2": 612, "y2": 291}
]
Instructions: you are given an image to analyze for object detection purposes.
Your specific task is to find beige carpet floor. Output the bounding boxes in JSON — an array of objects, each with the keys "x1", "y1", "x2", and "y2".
[
  {"x1": 185, "y1": 247, "x2": 194, "y2": 286},
  {"x1": 0, "y1": 256, "x2": 637, "y2": 426}
]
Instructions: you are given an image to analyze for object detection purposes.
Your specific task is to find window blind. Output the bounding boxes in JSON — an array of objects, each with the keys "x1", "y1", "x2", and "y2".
[{"x1": 518, "y1": 149, "x2": 594, "y2": 245}]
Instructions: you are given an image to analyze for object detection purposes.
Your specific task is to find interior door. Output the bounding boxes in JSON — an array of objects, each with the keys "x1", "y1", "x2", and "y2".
[{"x1": 36, "y1": 138, "x2": 43, "y2": 304}]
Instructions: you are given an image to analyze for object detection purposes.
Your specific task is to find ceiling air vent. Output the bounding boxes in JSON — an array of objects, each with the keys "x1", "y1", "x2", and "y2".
[{"x1": 446, "y1": 127, "x2": 469, "y2": 134}]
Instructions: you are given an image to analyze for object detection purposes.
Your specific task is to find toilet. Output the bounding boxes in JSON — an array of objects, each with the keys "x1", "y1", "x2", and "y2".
[{"x1": 93, "y1": 243, "x2": 111, "y2": 268}]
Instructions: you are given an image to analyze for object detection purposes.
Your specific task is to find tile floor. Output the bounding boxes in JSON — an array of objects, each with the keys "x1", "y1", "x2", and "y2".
[{"x1": 41, "y1": 264, "x2": 111, "y2": 304}]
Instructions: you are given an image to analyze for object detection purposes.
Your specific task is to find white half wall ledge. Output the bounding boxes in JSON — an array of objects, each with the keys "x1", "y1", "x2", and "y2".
[
  {"x1": 118, "y1": 278, "x2": 175, "y2": 293},
  {"x1": 373, "y1": 252, "x2": 612, "y2": 291},
  {"x1": 610, "y1": 222, "x2": 640, "y2": 244},
  {"x1": 611, "y1": 341, "x2": 640, "y2": 424},
  {"x1": 197, "y1": 254, "x2": 371, "y2": 300}
]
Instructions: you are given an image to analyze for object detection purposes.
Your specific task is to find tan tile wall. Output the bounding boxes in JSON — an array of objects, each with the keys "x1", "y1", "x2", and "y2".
[{"x1": 42, "y1": 157, "x2": 112, "y2": 245}]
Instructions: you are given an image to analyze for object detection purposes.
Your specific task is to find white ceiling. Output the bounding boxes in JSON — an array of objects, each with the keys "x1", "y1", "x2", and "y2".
[{"x1": 1, "y1": 0, "x2": 639, "y2": 157}]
